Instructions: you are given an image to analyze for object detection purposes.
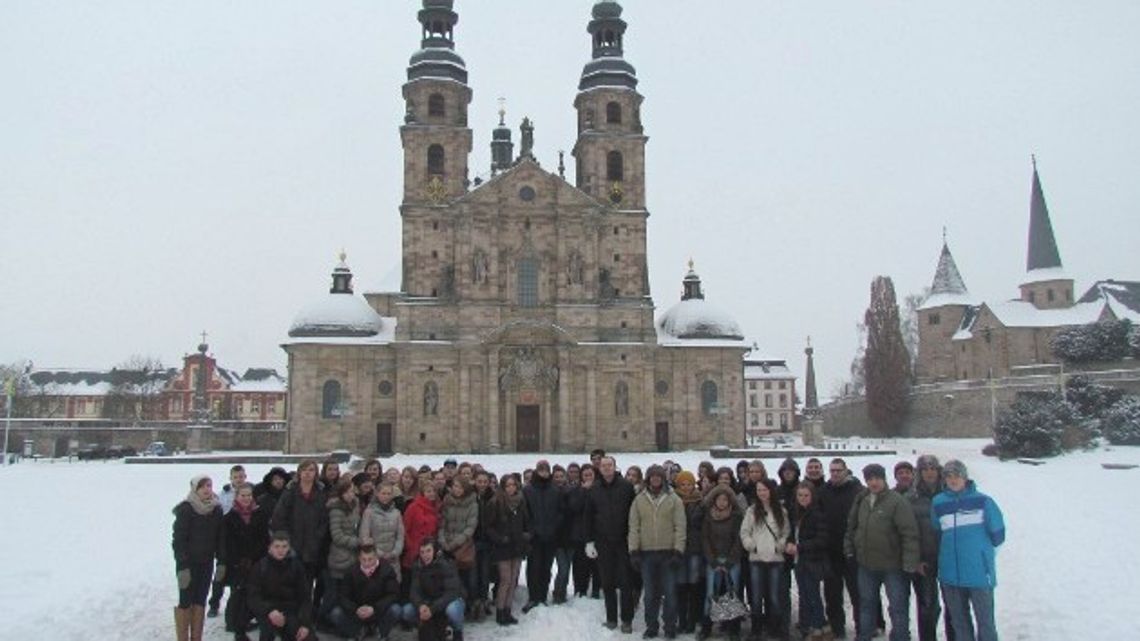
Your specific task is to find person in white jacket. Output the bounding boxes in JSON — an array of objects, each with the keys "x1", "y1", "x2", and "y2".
[{"x1": 739, "y1": 479, "x2": 791, "y2": 640}]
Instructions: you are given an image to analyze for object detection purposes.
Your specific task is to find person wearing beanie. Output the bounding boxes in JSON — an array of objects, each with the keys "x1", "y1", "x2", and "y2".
[
  {"x1": 172, "y1": 475, "x2": 224, "y2": 641},
  {"x1": 845, "y1": 462, "x2": 920, "y2": 641},
  {"x1": 932, "y1": 460, "x2": 1005, "y2": 641},
  {"x1": 522, "y1": 458, "x2": 563, "y2": 611},
  {"x1": 254, "y1": 467, "x2": 289, "y2": 524},
  {"x1": 629, "y1": 463, "x2": 686, "y2": 638},
  {"x1": 906, "y1": 455, "x2": 948, "y2": 641},
  {"x1": 893, "y1": 461, "x2": 915, "y2": 494}
]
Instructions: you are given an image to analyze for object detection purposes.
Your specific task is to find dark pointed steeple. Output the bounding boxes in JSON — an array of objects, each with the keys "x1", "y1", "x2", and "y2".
[
  {"x1": 579, "y1": 1, "x2": 638, "y2": 90},
  {"x1": 407, "y1": 0, "x2": 467, "y2": 84},
  {"x1": 1026, "y1": 156, "x2": 1063, "y2": 272},
  {"x1": 804, "y1": 337, "x2": 818, "y2": 414}
]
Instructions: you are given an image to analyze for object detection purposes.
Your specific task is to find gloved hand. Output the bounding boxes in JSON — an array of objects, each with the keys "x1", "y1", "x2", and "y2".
[
  {"x1": 585, "y1": 541, "x2": 598, "y2": 559},
  {"x1": 177, "y1": 568, "x2": 191, "y2": 590},
  {"x1": 214, "y1": 563, "x2": 226, "y2": 584},
  {"x1": 629, "y1": 552, "x2": 642, "y2": 573}
]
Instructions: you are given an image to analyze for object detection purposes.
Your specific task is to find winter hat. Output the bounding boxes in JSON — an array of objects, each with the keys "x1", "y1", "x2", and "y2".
[
  {"x1": 915, "y1": 454, "x2": 941, "y2": 471},
  {"x1": 264, "y1": 467, "x2": 289, "y2": 484},
  {"x1": 443, "y1": 457, "x2": 458, "y2": 467},
  {"x1": 645, "y1": 464, "x2": 667, "y2": 483},
  {"x1": 352, "y1": 472, "x2": 372, "y2": 488},
  {"x1": 674, "y1": 470, "x2": 696, "y2": 486},
  {"x1": 942, "y1": 459, "x2": 969, "y2": 479},
  {"x1": 893, "y1": 461, "x2": 915, "y2": 474},
  {"x1": 862, "y1": 463, "x2": 887, "y2": 481},
  {"x1": 191, "y1": 474, "x2": 212, "y2": 491},
  {"x1": 778, "y1": 457, "x2": 800, "y2": 476}
]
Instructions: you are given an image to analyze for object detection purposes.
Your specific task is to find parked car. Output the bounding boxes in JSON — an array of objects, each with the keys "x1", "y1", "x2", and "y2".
[
  {"x1": 107, "y1": 445, "x2": 138, "y2": 458},
  {"x1": 143, "y1": 441, "x2": 169, "y2": 457},
  {"x1": 77, "y1": 444, "x2": 109, "y2": 461}
]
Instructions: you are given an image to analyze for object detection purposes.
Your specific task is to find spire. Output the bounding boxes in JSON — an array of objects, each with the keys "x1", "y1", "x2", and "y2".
[
  {"x1": 579, "y1": 2, "x2": 638, "y2": 90},
  {"x1": 330, "y1": 251, "x2": 354, "y2": 294},
  {"x1": 407, "y1": 0, "x2": 467, "y2": 84},
  {"x1": 490, "y1": 98, "x2": 513, "y2": 174},
  {"x1": 1026, "y1": 156, "x2": 1063, "y2": 272},
  {"x1": 804, "y1": 337, "x2": 818, "y2": 413},
  {"x1": 929, "y1": 238, "x2": 969, "y2": 296},
  {"x1": 681, "y1": 259, "x2": 704, "y2": 301}
]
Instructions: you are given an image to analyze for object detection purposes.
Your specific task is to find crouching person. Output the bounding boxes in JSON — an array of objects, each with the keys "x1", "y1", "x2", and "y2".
[
  {"x1": 403, "y1": 538, "x2": 466, "y2": 641},
  {"x1": 329, "y1": 544, "x2": 402, "y2": 641},
  {"x1": 247, "y1": 532, "x2": 313, "y2": 641}
]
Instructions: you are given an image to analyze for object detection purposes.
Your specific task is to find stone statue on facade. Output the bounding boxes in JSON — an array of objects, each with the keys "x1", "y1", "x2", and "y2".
[
  {"x1": 615, "y1": 380, "x2": 629, "y2": 416},
  {"x1": 423, "y1": 381, "x2": 438, "y2": 416}
]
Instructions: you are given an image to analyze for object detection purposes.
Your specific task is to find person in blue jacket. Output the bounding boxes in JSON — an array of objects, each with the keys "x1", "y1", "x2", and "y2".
[{"x1": 930, "y1": 460, "x2": 1005, "y2": 641}]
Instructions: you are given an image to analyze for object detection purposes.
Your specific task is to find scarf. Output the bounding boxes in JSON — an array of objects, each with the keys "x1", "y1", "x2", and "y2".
[
  {"x1": 186, "y1": 483, "x2": 219, "y2": 516},
  {"x1": 675, "y1": 485, "x2": 701, "y2": 506},
  {"x1": 232, "y1": 499, "x2": 255, "y2": 524},
  {"x1": 709, "y1": 499, "x2": 734, "y2": 522}
]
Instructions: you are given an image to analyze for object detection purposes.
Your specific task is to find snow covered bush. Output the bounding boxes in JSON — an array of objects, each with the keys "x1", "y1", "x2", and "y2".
[
  {"x1": 1065, "y1": 375, "x2": 1125, "y2": 420},
  {"x1": 1051, "y1": 319, "x2": 1134, "y2": 363},
  {"x1": 994, "y1": 393, "x2": 1079, "y2": 458},
  {"x1": 1102, "y1": 398, "x2": 1140, "y2": 446}
]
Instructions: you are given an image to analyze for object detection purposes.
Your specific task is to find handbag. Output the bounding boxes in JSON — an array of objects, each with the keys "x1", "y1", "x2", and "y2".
[
  {"x1": 708, "y1": 571, "x2": 750, "y2": 623},
  {"x1": 453, "y1": 539, "x2": 476, "y2": 570}
]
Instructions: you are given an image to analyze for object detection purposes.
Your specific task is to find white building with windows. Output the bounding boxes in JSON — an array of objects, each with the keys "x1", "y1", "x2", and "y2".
[{"x1": 743, "y1": 348, "x2": 797, "y2": 439}]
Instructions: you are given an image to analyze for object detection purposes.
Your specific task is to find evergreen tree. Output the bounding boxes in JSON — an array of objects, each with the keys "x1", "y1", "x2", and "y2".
[
  {"x1": 1103, "y1": 398, "x2": 1140, "y2": 446},
  {"x1": 994, "y1": 393, "x2": 1076, "y2": 458},
  {"x1": 862, "y1": 276, "x2": 911, "y2": 434}
]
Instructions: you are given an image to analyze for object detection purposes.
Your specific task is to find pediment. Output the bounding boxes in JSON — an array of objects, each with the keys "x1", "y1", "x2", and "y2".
[{"x1": 457, "y1": 159, "x2": 604, "y2": 209}]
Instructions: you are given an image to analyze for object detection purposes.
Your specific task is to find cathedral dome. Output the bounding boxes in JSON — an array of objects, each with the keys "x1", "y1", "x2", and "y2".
[
  {"x1": 656, "y1": 262, "x2": 744, "y2": 341},
  {"x1": 288, "y1": 256, "x2": 384, "y2": 338}
]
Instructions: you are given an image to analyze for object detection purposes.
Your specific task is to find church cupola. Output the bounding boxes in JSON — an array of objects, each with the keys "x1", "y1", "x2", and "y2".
[
  {"x1": 400, "y1": 0, "x2": 473, "y2": 205},
  {"x1": 490, "y1": 100, "x2": 513, "y2": 175},
  {"x1": 1019, "y1": 157, "x2": 1074, "y2": 309},
  {"x1": 330, "y1": 250, "x2": 353, "y2": 294},
  {"x1": 572, "y1": 1, "x2": 648, "y2": 209},
  {"x1": 681, "y1": 259, "x2": 704, "y2": 300}
]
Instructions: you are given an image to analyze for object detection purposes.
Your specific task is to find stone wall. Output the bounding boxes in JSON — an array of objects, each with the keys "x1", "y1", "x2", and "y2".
[
  {"x1": 822, "y1": 367, "x2": 1140, "y2": 438},
  {"x1": 7, "y1": 424, "x2": 286, "y2": 458}
]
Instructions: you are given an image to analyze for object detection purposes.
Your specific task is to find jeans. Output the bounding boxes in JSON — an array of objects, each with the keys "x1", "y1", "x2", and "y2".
[
  {"x1": 942, "y1": 585, "x2": 997, "y2": 641},
  {"x1": 526, "y1": 539, "x2": 557, "y2": 603},
  {"x1": 401, "y1": 598, "x2": 465, "y2": 631},
  {"x1": 317, "y1": 572, "x2": 342, "y2": 623},
  {"x1": 912, "y1": 571, "x2": 943, "y2": 641},
  {"x1": 795, "y1": 564, "x2": 826, "y2": 631},
  {"x1": 856, "y1": 567, "x2": 910, "y2": 641},
  {"x1": 704, "y1": 564, "x2": 740, "y2": 617},
  {"x1": 328, "y1": 602, "x2": 402, "y2": 638},
  {"x1": 748, "y1": 561, "x2": 783, "y2": 631},
  {"x1": 553, "y1": 546, "x2": 574, "y2": 598},
  {"x1": 678, "y1": 553, "x2": 705, "y2": 585},
  {"x1": 640, "y1": 551, "x2": 680, "y2": 633}
]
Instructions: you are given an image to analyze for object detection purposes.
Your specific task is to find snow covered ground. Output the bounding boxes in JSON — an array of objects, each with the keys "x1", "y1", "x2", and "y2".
[{"x1": 1, "y1": 439, "x2": 1137, "y2": 640}]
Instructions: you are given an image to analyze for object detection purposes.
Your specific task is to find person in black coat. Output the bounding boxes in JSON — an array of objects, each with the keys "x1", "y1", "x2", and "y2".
[
  {"x1": 223, "y1": 483, "x2": 270, "y2": 641},
  {"x1": 328, "y1": 544, "x2": 402, "y2": 640},
  {"x1": 270, "y1": 462, "x2": 328, "y2": 595},
  {"x1": 567, "y1": 464, "x2": 599, "y2": 598},
  {"x1": 484, "y1": 473, "x2": 530, "y2": 625},
  {"x1": 246, "y1": 533, "x2": 313, "y2": 641},
  {"x1": 819, "y1": 459, "x2": 867, "y2": 640},
  {"x1": 172, "y1": 475, "x2": 225, "y2": 641},
  {"x1": 254, "y1": 468, "x2": 289, "y2": 522},
  {"x1": 404, "y1": 539, "x2": 466, "y2": 641},
  {"x1": 584, "y1": 456, "x2": 637, "y2": 631},
  {"x1": 522, "y1": 459, "x2": 564, "y2": 611},
  {"x1": 788, "y1": 482, "x2": 830, "y2": 638}
]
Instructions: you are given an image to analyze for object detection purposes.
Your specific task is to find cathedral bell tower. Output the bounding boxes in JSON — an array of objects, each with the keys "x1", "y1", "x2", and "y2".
[
  {"x1": 400, "y1": 0, "x2": 473, "y2": 205},
  {"x1": 572, "y1": 1, "x2": 648, "y2": 210}
]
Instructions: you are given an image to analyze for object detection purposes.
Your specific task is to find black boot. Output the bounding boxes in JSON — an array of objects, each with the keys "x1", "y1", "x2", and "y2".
[
  {"x1": 452, "y1": 630, "x2": 464, "y2": 641},
  {"x1": 496, "y1": 608, "x2": 507, "y2": 626},
  {"x1": 676, "y1": 584, "x2": 690, "y2": 633},
  {"x1": 505, "y1": 608, "x2": 519, "y2": 625}
]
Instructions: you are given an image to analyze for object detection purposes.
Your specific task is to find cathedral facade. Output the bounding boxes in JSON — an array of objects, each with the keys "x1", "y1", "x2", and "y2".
[{"x1": 282, "y1": 1, "x2": 749, "y2": 455}]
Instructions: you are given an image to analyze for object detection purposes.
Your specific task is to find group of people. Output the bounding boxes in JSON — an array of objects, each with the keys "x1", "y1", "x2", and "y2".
[{"x1": 171, "y1": 450, "x2": 1005, "y2": 641}]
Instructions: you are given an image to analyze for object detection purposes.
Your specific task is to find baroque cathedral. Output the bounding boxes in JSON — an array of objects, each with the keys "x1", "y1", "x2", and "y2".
[{"x1": 283, "y1": 1, "x2": 749, "y2": 454}]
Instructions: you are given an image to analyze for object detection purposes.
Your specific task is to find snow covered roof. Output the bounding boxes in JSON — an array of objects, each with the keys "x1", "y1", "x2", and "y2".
[
  {"x1": 1021, "y1": 266, "x2": 1071, "y2": 285},
  {"x1": 919, "y1": 292, "x2": 978, "y2": 311},
  {"x1": 288, "y1": 293, "x2": 385, "y2": 338},
  {"x1": 27, "y1": 369, "x2": 176, "y2": 396},
  {"x1": 982, "y1": 299, "x2": 1106, "y2": 329},
  {"x1": 283, "y1": 317, "x2": 398, "y2": 347},
  {"x1": 230, "y1": 369, "x2": 287, "y2": 393},
  {"x1": 744, "y1": 363, "x2": 796, "y2": 380},
  {"x1": 919, "y1": 241, "x2": 976, "y2": 310},
  {"x1": 656, "y1": 298, "x2": 745, "y2": 343},
  {"x1": 1079, "y1": 280, "x2": 1140, "y2": 322}
]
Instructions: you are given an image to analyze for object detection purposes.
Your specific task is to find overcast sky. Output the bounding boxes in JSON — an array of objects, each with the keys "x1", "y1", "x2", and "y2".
[{"x1": 3, "y1": 1, "x2": 1138, "y2": 398}]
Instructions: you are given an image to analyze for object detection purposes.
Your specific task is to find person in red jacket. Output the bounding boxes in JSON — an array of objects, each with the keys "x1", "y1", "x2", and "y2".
[{"x1": 402, "y1": 483, "x2": 441, "y2": 596}]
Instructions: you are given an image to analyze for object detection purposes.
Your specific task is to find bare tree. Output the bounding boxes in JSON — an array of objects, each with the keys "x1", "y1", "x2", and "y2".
[{"x1": 102, "y1": 355, "x2": 169, "y2": 421}]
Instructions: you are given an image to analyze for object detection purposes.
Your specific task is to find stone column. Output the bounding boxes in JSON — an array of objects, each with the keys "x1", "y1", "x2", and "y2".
[
  {"x1": 557, "y1": 349, "x2": 571, "y2": 452},
  {"x1": 586, "y1": 365, "x2": 597, "y2": 448},
  {"x1": 487, "y1": 349, "x2": 500, "y2": 452}
]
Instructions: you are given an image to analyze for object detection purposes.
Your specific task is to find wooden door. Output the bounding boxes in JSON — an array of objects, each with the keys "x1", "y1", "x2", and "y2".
[
  {"x1": 516, "y1": 405, "x2": 540, "y2": 452},
  {"x1": 655, "y1": 421, "x2": 670, "y2": 452},
  {"x1": 375, "y1": 423, "x2": 393, "y2": 456}
]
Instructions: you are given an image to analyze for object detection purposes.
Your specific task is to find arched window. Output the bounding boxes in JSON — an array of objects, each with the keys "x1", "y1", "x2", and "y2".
[
  {"x1": 701, "y1": 380, "x2": 718, "y2": 416},
  {"x1": 428, "y1": 144, "x2": 445, "y2": 176},
  {"x1": 606, "y1": 150, "x2": 623, "y2": 182},
  {"x1": 428, "y1": 93, "x2": 445, "y2": 118},
  {"x1": 614, "y1": 380, "x2": 630, "y2": 416},
  {"x1": 606, "y1": 101, "x2": 622, "y2": 124},
  {"x1": 321, "y1": 380, "x2": 341, "y2": 418},
  {"x1": 517, "y1": 258, "x2": 538, "y2": 307}
]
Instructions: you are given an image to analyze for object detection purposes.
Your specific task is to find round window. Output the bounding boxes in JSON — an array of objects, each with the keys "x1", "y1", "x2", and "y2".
[
  {"x1": 655, "y1": 380, "x2": 669, "y2": 396},
  {"x1": 378, "y1": 380, "x2": 394, "y2": 396},
  {"x1": 519, "y1": 185, "x2": 536, "y2": 201}
]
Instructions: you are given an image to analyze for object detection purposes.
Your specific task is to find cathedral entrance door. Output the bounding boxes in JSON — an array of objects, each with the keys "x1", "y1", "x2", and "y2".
[
  {"x1": 516, "y1": 405, "x2": 540, "y2": 452},
  {"x1": 655, "y1": 422, "x2": 670, "y2": 452},
  {"x1": 376, "y1": 423, "x2": 393, "y2": 456}
]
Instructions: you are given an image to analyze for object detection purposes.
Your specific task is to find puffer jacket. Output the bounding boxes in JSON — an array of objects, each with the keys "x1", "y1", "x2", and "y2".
[
  {"x1": 326, "y1": 496, "x2": 362, "y2": 579},
  {"x1": 172, "y1": 500, "x2": 225, "y2": 570},
  {"x1": 701, "y1": 485, "x2": 743, "y2": 566},
  {"x1": 931, "y1": 480, "x2": 1006, "y2": 588},
  {"x1": 485, "y1": 494, "x2": 530, "y2": 562},
  {"x1": 907, "y1": 479, "x2": 942, "y2": 568},
  {"x1": 270, "y1": 480, "x2": 328, "y2": 566},
  {"x1": 439, "y1": 490, "x2": 479, "y2": 553},
  {"x1": 410, "y1": 556, "x2": 464, "y2": 615},
  {"x1": 524, "y1": 474, "x2": 566, "y2": 543},
  {"x1": 360, "y1": 499, "x2": 405, "y2": 567},
  {"x1": 628, "y1": 485, "x2": 686, "y2": 554},
  {"x1": 740, "y1": 503, "x2": 790, "y2": 563},
  {"x1": 402, "y1": 494, "x2": 440, "y2": 570},
  {"x1": 790, "y1": 503, "x2": 829, "y2": 576},
  {"x1": 844, "y1": 488, "x2": 920, "y2": 573}
]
